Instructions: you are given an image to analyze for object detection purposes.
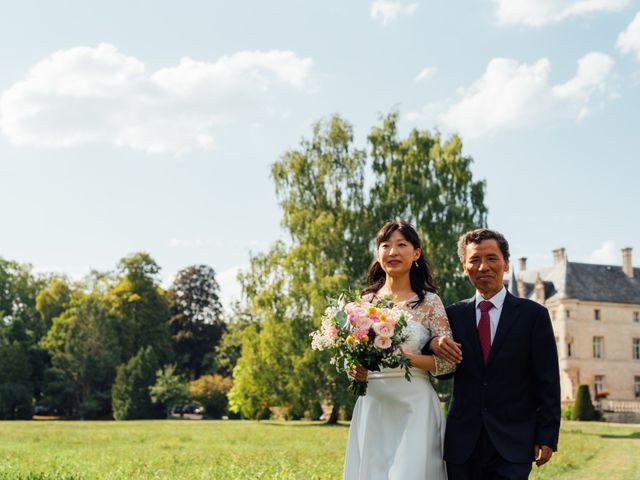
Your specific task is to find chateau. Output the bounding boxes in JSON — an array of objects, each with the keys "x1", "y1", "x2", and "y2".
[{"x1": 506, "y1": 247, "x2": 640, "y2": 402}]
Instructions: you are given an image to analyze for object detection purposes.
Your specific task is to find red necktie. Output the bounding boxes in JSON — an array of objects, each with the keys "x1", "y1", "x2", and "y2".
[{"x1": 478, "y1": 300, "x2": 493, "y2": 364}]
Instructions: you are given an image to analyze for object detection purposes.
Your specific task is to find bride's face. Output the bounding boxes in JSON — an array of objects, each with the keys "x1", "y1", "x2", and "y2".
[{"x1": 376, "y1": 230, "x2": 421, "y2": 277}]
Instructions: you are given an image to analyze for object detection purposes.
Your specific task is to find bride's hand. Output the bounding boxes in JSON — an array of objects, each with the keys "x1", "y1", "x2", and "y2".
[{"x1": 348, "y1": 364, "x2": 368, "y2": 382}]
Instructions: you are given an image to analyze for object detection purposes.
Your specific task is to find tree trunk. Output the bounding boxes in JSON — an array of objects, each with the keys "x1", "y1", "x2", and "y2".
[{"x1": 326, "y1": 402, "x2": 339, "y2": 424}]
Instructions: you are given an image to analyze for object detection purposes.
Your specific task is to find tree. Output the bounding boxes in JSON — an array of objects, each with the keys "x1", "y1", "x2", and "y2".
[
  {"x1": 210, "y1": 303, "x2": 255, "y2": 377},
  {"x1": 108, "y1": 253, "x2": 172, "y2": 363},
  {"x1": 35, "y1": 277, "x2": 74, "y2": 332},
  {"x1": 149, "y1": 364, "x2": 188, "y2": 415},
  {"x1": 112, "y1": 346, "x2": 160, "y2": 420},
  {"x1": 229, "y1": 113, "x2": 487, "y2": 421},
  {"x1": 0, "y1": 339, "x2": 33, "y2": 419},
  {"x1": 168, "y1": 265, "x2": 225, "y2": 379},
  {"x1": 571, "y1": 384, "x2": 597, "y2": 421},
  {"x1": 41, "y1": 293, "x2": 121, "y2": 418},
  {"x1": 367, "y1": 113, "x2": 487, "y2": 305},
  {"x1": 189, "y1": 374, "x2": 233, "y2": 419}
]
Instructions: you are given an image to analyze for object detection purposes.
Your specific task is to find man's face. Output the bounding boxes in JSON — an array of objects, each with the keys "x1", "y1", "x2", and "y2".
[{"x1": 463, "y1": 239, "x2": 509, "y2": 298}]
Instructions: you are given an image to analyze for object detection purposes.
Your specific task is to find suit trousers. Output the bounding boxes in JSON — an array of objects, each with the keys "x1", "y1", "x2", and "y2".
[{"x1": 446, "y1": 427, "x2": 532, "y2": 480}]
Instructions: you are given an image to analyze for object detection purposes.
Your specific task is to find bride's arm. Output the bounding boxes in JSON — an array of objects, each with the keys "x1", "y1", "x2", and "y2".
[
  {"x1": 401, "y1": 350, "x2": 437, "y2": 373},
  {"x1": 419, "y1": 293, "x2": 457, "y2": 376}
]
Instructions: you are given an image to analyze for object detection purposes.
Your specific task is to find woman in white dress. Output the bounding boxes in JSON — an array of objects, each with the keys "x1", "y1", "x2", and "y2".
[{"x1": 343, "y1": 221, "x2": 457, "y2": 480}]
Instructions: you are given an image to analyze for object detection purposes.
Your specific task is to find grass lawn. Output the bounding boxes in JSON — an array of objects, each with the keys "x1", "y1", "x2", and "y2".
[{"x1": 0, "y1": 419, "x2": 638, "y2": 479}]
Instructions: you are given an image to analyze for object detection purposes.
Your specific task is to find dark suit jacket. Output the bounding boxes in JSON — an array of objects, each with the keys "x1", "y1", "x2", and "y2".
[{"x1": 426, "y1": 292, "x2": 560, "y2": 464}]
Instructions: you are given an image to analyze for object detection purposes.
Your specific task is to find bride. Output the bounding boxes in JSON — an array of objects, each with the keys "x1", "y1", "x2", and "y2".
[{"x1": 343, "y1": 221, "x2": 457, "y2": 480}]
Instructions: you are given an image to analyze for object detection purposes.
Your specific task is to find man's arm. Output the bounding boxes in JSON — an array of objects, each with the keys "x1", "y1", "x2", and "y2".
[
  {"x1": 530, "y1": 305, "x2": 561, "y2": 454},
  {"x1": 424, "y1": 336, "x2": 463, "y2": 365}
]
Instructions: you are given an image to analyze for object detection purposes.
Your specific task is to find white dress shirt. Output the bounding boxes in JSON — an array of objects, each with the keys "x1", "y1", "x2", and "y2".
[{"x1": 474, "y1": 286, "x2": 507, "y2": 344}]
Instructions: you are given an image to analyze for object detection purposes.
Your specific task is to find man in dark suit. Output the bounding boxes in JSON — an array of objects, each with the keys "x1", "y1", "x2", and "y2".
[{"x1": 425, "y1": 228, "x2": 560, "y2": 480}]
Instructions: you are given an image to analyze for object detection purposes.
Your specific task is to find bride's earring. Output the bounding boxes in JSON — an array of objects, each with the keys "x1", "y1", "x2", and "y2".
[{"x1": 414, "y1": 261, "x2": 419, "y2": 268}]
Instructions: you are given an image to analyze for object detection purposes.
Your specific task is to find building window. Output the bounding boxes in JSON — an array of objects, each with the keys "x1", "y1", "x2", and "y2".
[
  {"x1": 593, "y1": 337, "x2": 603, "y2": 359},
  {"x1": 633, "y1": 338, "x2": 640, "y2": 360},
  {"x1": 594, "y1": 375, "x2": 604, "y2": 396},
  {"x1": 635, "y1": 377, "x2": 640, "y2": 399},
  {"x1": 634, "y1": 312, "x2": 639, "y2": 323},
  {"x1": 594, "y1": 309, "x2": 600, "y2": 321},
  {"x1": 566, "y1": 309, "x2": 570, "y2": 318},
  {"x1": 567, "y1": 342, "x2": 572, "y2": 357}
]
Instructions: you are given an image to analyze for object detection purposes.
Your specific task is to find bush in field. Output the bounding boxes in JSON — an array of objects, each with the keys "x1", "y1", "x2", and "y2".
[
  {"x1": 112, "y1": 346, "x2": 160, "y2": 420},
  {"x1": 189, "y1": 374, "x2": 232, "y2": 418},
  {"x1": 150, "y1": 364, "x2": 188, "y2": 414},
  {"x1": 571, "y1": 384, "x2": 596, "y2": 421}
]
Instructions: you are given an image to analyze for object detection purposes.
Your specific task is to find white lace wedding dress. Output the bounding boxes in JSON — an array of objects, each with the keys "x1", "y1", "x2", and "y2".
[{"x1": 343, "y1": 292, "x2": 455, "y2": 480}]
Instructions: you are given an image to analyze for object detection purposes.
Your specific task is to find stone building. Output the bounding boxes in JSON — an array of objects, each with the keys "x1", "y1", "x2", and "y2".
[{"x1": 506, "y1": 247, "x2": 640, "y2": 402}]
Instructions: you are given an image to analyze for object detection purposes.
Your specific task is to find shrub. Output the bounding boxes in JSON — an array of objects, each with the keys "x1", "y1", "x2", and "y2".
[
  {"x1": 571, "y1": 384, "x2": 596, "y2": 421},
  {"x1": 561, "y1": 403, "x2": 573, "y2": 420},
  {"x1": 256, "y1": 405, "x2": 272, "y2": 420},
  {"x1": 188, "y1": 374, "x2": 232, "y2": 419},
  {"x1": 305, "y1": 401, "x2": 323, "y2": 421},
  {"x1": 0, "y1": 383, "x2": 33, "y2": 419},
  {"x1": 150, "y1": 364, "x2": 188, "y2": 415},
  {"x1": 112, "y1": 346, "x2": 161, "y2": 420}
]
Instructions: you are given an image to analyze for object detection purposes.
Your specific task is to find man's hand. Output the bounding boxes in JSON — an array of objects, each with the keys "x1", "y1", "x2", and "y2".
[
  {"x1": 348, "y1": 364, "x2": 368, "y2": 382},
  {"x1": 430, "y1": 336, "x2": 463, "y2": 364},
  {"x1": 534, "y1": 445, "x2": 553, "y2": 467}
]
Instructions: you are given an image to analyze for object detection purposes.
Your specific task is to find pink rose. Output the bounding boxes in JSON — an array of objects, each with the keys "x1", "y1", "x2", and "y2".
[
  {"x1": 352, "y1": 328, "x2": 370, "y2": 341},
  {"x1": 374, "y1": 336, "x2": 392, "y2": 349},
  {"x1": 372, "y1": 321, "x2": 394, "y2": 337},
  {"x1": 354, "y1": 316, "x2": 374, "y2": 330}
]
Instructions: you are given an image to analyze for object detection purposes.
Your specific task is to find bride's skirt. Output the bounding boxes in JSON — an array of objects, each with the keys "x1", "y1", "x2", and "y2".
[{"x1": 343, "y1": 369, "x2": 447, "y2": 480}]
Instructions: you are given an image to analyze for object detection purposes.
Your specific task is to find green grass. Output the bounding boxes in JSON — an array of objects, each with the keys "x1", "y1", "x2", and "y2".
[{"x1": 0, "y1": 420, "x2": 638, "y2": 479}]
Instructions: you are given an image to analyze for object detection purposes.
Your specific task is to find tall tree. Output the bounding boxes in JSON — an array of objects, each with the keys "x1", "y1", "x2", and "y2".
[
  {"x1": 368, "y1": 112, "x2": 487, "y2": 304},
  {"x1": 168, "y1": 265, "x2": 225, "y2": 379},
  {"x1": 108, "y1": 253, "x2": 172, "y2": 363},
  {"x1": 41, "y1": 293, "x2": 121, "y2": 418},
  {"x1": 0, "y1": 258, "x2": 49, "y2": 407},
  {"x1": 224, "y1": 113, "x2": 487, "y2": 420}
]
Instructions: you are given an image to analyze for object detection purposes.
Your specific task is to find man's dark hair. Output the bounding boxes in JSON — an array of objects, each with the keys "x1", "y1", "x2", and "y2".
[{"x1": 457, "y1": 228, "x2": 510, "y2": 264}]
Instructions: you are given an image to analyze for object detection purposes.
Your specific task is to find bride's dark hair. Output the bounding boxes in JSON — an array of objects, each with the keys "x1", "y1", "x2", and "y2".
[{"x1": 361, "y1": 220, "x2": 439, "y2": 307}]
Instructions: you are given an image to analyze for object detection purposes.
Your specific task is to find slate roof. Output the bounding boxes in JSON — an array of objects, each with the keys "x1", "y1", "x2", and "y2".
[{"x1": 505, "y1": 259, "x2": 640, "y2": 305}]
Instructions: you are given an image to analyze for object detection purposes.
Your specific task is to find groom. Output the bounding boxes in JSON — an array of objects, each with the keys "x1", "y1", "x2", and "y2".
[{"x1": 426, "y1": 228, "x2": 560, "y2": 480}]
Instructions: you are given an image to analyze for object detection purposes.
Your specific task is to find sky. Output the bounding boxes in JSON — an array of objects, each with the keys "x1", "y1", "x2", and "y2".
[{"x1": 1, "y1": 0, "x2": 639, "y2": 309}]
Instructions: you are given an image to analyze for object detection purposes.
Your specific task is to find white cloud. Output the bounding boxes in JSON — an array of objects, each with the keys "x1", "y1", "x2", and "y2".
[
  {"x1": 217, "y1": 265, "x2": 245, "y2": 311},
  {"x1": 617, "y1": 11, "x2": 640, "y2": 60},
  {"x1": 432, "y1": 52, "x2": 614, "y2": 138},
  {"x1": 370, "y1": 0, "x2": 418, "y2": 25},
  {"x1": 588, "y1": 240, "x2": 618, "y2": 264},
  {"x1": 0, "y1": 43, "x2": 313, "y2": 155},
  {"x1": 415, "y1": 67, "x2": 437, "y2": 83},
  {"x1": 494, "y1": 0, "x2": 631, "y2": 27}
]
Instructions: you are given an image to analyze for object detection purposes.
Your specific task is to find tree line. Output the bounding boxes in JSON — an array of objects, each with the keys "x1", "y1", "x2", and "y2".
[
  {"x1": 1, "y1": 112, "x2": 487, "y2": 422},
  {"x1": 0, "y1": 254, "x2": 242, "y2": 420}
]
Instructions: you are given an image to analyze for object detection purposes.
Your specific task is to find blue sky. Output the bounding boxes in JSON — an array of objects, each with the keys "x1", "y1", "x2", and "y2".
[{"x1": 1, "y1": 0, "x2": 639, "y2": 309}]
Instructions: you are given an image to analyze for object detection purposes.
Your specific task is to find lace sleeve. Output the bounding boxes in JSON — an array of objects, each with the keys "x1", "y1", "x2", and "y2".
[{"x1": 420, "y1": 292, "x2": 456, "y2": 376}]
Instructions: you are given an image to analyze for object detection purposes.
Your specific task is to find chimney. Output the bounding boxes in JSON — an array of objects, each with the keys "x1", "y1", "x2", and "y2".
[
  {"x1": 622, "y1": 247, "x2": 633, "y2": 278},
  {"x1": 534, "y1": 274, "x2": 545, "y2": 304},
  {"x1": 552, "y1": 248, "x2": 566, "y2": 264},
  {"x1": 519, "y1": 257, "x2": 527, "y2": 271}
]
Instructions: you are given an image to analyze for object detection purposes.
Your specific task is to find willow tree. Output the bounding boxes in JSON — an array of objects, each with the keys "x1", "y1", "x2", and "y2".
[{"x1": 229, "y1": 113, "x2": 487, "y2": 421}]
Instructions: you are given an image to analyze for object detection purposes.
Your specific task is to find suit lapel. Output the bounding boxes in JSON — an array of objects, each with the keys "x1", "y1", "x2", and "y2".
[
  {"x1": 486, "y1": 291, "x2": 520, "y2": 368},
  {"x1": 459, "y1": 298, "x2": 484, "y2": 367}
]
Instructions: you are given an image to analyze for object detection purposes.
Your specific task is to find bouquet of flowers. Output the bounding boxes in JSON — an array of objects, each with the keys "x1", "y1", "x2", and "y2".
[{"x1": 310, "y1": 293, "x2": 412, "y2": 396}]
